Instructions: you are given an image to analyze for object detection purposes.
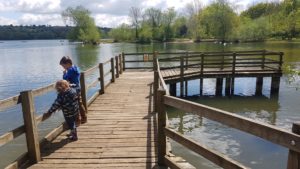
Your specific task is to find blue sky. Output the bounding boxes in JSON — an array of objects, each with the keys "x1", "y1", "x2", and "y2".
[{"x1": 0, "y1": 0, "x2": 270, "y2": 27}]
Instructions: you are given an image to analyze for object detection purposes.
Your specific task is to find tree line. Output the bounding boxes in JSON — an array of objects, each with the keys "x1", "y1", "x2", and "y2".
[
  {"x1": 0, "y1": 25, "x2": 110, "y2": 41},
  {"x1": 109, "y1": 0, "x2": 300, "y2": 43}
]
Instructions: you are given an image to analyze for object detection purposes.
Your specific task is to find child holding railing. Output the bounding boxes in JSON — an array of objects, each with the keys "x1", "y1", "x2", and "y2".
[
  {"x1": 59, "y1": 56, "x2": 87, "y2": 125},
  {"x1": 43, "y1": 80, "x2": 79, "y2": 141}
]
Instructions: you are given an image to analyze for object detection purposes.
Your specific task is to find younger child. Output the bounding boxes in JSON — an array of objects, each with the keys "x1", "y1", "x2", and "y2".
[
  {"x1": 59, "y1": 56, "x2": 87, "y2": 125},
  {"x1": 43, "y1": 80, "x2": 79, "y2": 141}
]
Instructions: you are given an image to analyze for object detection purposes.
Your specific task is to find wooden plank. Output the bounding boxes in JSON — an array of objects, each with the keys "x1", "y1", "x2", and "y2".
[
  {"x1": 111, "y1": 58, "x2": 115, "y2": 82},
  {"x1": 80, "y1": 72, "x2": 88, "y2": 114},
  {"x1": 0, "y1": 125, "x2": 25, "y2": 147},
  {"x1": 0, "y1": 95, "x2": 20, "y2": 111},
  {"x1": 32, "y1": 83, "x2": 55, "y2": 97},
  {"x1": 165, "y1": 128, "x2": 249, "y2": 169},
  {"x1": 164, "y1": 95, "x2": 300, "y2": 153},
  {"x1": 4, "y1": 152, "x2": 29, "y2": 169},
  {"x1": 287, "y1": 123, "x2": 300, "y2": 169}
]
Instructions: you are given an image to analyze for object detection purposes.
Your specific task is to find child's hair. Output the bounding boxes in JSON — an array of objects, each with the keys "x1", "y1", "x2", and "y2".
[
  {"x1": 55, "y1": 80, "x2": 70, "y2": 93},
  {"x1": 60, "y1": 56, "x2": 73, "y2": 65}
]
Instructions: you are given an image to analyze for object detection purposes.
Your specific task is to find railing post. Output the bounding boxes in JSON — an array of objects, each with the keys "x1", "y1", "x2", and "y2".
[
  {"x1": 261, "y1": 50, "x2": 266, "y2": 69},
  {"x1": 80, "y1": 72, "x2": 88, "y2": 113},
  {"x1": 231, "y1": 53, "x2": 236, "y2": 95},
  {"x1": 115, "y1": 56, "x2": 119, "y2": 78},
  {"x1": 111, "y1": 57, "x2": 115, "y2": 82},
  {"x1": 99, "y1": 63, "x2": 105, "y2": 94},
  {"x1": 185, "y1": 51, "x2": 188, "y2": 70},
  {"x1": 122, "y1": 52, "x2": 125, "y2": 71},
  {"x1": 153, "y1": 51, "x2": 158, "y2": 71},
  {"x1": 287, "y1": 123, "x2": 300, "y2": 169},
  {"x1": 119, "y1": 54, "x2": 123, "y2": 74},
  {"x1": 180, "y1": 56, "x2": 184, "y2": 97},
  {"x1": 157, "y1": 88, "x2": 166, "y2": 166},
  {"x1": 154, "y1": 71, "x2": 159, "y2": 112},
  {"x1": 20, "y1": 90, "x2": 41, "y2": 164},
  {"x1": 279, "y1": 52, "x2": 283, "y2": 72}
]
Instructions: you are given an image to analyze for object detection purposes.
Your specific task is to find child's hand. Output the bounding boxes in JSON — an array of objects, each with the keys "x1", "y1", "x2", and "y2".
[{"x1": 42, "y1": 112, "x2": 51, "y2": 120}]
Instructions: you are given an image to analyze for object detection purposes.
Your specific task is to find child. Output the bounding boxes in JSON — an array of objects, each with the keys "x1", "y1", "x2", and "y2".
[
  {"x1": 43, "y1": 80, "x2": 79, "y2": 141},
  {"x1": 59, "y1": 56, "x2": 87, "y2": 125}
]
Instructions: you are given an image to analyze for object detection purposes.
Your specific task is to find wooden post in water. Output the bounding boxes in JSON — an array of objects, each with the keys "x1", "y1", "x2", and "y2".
[
  {"x1": 20, "y1": 90, "x2": 41, "y2": 164},
  {"x1": 287, "y1": 123, "x2": 300, "y2": 169},
  {"x1": 157, "y1": 89, "x2": 166, "y2": 166},
  {"x1": 153, "y1": 71, "x2": 159, "y2": 112},
  {"x1": 215, "y1": 78, "x2": 223, "y2": 96},
  {"x1": 271, "y1": 76, "x2": 280, "y2": 96},
  {"x1": 200, "y1": 54, "x2": 204, "y2": 96},
  {"x1": 119, "y1": 54, "x2": 123, "y2": 74},
  {"x1": 80, "y1": 72, "x2": 88, "y2": 113},
  {"x1": 185, "y1": 80, "x2": 188, "y2": 97},
  {"x1": 115, "y1": 56, "x2": 119, "y2": 78},
  {"x1": 153, "y1": 51, "x2": 158, "y2": 71},
  {"x1": 180, "y1": 56, "x2": 184, "y2": 97},
  {"x1": 225, "y1": 78, "x2": 231, "y2": 96},
  {"x1": 111, "y1": 58, "x2": 115, "y2": 82},
  {"x1": 99, "y1": 63, "x2": 105, "y2": 94},
  {"x1": 169, "y1": 83, "x2": 176, "y2": 96},
  {"x1": 122, "y1": 52, "x2": 125, "y2": 71},
  {"x1": 255, "y1": 77, "x2": 263, "y2": 96},
  {"x1": 279, "y1": 52, "x2": 284, "y2": 72},
  {"x1": 231, "y1": 53, "x2": 236, "y2": 95}
]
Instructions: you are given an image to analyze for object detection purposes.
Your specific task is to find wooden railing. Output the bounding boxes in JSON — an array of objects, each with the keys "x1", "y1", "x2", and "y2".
[
  {"x1": 122, "y1": 50, "x2": 283, "y2": 72},
  {"x1": 154, "y1": 57, "x2": 300, "y2": 169},
  {"x1": 0, "y1": 54, "x2": 123, "y2": 169}
]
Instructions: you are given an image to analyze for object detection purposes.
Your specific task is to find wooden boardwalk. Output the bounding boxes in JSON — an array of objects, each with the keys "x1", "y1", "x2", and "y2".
[{"x1": 28, "y1": 71, "x2": 159, "y2": 169}]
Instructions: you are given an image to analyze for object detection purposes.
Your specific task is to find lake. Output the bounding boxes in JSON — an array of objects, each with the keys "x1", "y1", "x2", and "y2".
[{"x1": 0, "y1": 40, "x2": 299, "y2": 169}]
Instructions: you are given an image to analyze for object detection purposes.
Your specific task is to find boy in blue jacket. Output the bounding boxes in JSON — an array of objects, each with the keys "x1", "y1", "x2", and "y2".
[{"x1": 59, "y1": 56, "x2": 87, "y2": 125}]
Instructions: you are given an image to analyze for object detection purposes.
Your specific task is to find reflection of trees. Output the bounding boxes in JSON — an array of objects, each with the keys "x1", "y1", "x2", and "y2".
[
  {"x1": 167, "y1": 94, "x2": 280, "y2": 132},
  {"x1": 74, "y1": 44, "x2": 99, "y2": 70}
]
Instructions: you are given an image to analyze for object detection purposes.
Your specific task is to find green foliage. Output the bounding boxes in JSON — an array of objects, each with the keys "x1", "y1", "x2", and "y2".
[
  {"x1": 198, "y1": 1, "x2": 238, "y2": 41},
  {"x1": 62, "y1": 6, "x2": 100, "y2": 44},
  {"x1": 238, "y1": 17, "x2": 270, "y2": 41},
  {"x1": 173, "y1": 17, "x2": 188, "y2": 38},
  {"x1": 108, "y1": 24, "x2": 134, "y2": 42},
  {"x1": 241, "y1": 2, "x2": 280, "y2": 19}
]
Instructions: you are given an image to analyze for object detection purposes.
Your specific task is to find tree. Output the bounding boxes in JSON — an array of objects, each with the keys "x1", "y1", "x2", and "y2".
[
  {"x1": 185, "y1": 0, "x2": 202, "y2": 41},
  {"x1": 199, "y1": 0, "x2": 238, "y2": 42},
  {"x1": 143, "y1": 8, "x2": 162, "y2": 40},
  {"x1": 162, "y1": 8, "x2": 177, "y2": 40},
  {"x1": 129, "y1": 7, "x2": 141, "y2": 40},
  {"x1": 62, "y1": 6, "x2": 100, "y2": 44}
]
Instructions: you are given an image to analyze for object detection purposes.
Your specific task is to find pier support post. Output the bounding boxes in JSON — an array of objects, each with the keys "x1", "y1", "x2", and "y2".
[
  {"x1": 169, "y1": 83, "x2": 176, "y2": 96},
  {"x1": 200, "y1": 78, "x2": 203, "y2": 96},
  {"x1": 122, "y1": 52, "x2": 125, "y2": 71},
  {"x1": 153, "y1": 71, "x2": 159, "y2": 112},
  {"x1": 225, "y1": 78, "x2": 231, "y2": 96},
  {"x1": 185, "y1": 81, "x2": 188, "y2": 97},
  {"x1": 20, "y1": 90, "x2": 41, "y2": 164},
  {"x1": 180, "y1": 56, "x2": 184, "y2": 97},
  {"x1": 287, "y1": 123, "x2": 300, "y2": 169},
  {"x1": 119, "y1": 54, "x2": 123, "y2": 74},
  {"x1": 230, "y1": 78, "x2": 235, "y2": 96},
  {"x1": 157, "y1": 89, "x2": 166, "y2": 166},
  {"x1": 215, "y1": 78, "x2": 223, "y2": 96},
  {"x1": 255, "y1": 77, "x2": 263, "y2": 96},
  {"x1": 271, "y1": 76, "x2": 280, "y2": 96}
]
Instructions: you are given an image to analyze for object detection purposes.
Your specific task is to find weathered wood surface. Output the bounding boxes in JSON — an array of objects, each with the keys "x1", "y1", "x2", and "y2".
[
  {"x1": 28, "y1": 72, "x2": 162, "y2": 169},
  {"x1": 161, "y1": 67, "x2": 282, "y2": 83}
]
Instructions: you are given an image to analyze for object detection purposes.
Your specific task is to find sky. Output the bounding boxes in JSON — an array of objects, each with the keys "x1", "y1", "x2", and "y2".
[{"x1": 0, "y1": 0, "x2": 267, "y2": 28}]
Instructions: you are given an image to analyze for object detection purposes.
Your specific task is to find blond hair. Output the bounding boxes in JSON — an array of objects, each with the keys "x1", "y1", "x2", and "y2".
[{"x1": 55, "y1": 80, "x2": 70, "y2": 93}]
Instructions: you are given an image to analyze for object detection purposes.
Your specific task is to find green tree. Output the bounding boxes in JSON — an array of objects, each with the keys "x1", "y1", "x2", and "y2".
[
  {"x1": 161, "y1": 8, "x2": 177, "y2": 40},
  {"x1": 62, "y1": 6, "x2": 100, "y2": 44},
  {"x1": 199, "y1": 0, "x2": 238, "y2": 42}
]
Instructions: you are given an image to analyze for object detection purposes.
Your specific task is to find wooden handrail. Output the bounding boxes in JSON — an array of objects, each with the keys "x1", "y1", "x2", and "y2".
[
  {"x1": 165, "y1": 128, "x2": 249, "y2": 169},
  {"x1": 1, "y1": 57, "x2": 117, "y2": 168}
]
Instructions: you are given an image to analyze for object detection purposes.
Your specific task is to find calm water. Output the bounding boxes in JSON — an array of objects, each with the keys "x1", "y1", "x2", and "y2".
[{"x1": 0, "y1": 40, "x2": 299, "y2": 169}]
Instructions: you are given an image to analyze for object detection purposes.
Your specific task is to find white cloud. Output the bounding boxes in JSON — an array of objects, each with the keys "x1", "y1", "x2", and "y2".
[
  {"x1": 0, "y1": 16, "x2": 17, "y2": 25},
  {"x1": 0, "y1": 0, "x2": 268, "y2": 27}
]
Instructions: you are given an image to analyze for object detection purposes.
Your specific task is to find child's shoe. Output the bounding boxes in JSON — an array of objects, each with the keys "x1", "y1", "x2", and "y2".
[{"x1": 68, "y1": 129, "x2": 78, "y2": 141}]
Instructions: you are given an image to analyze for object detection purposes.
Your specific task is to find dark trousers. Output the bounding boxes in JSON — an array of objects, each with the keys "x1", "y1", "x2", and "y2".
[{"x1": 64, "y1": 115, "x2": 77, "y2": 131}]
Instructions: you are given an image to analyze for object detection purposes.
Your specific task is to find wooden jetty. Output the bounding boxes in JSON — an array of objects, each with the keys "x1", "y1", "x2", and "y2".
[{"x1": 1, "y1": 50, "x2": 300, "y2": 169}]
